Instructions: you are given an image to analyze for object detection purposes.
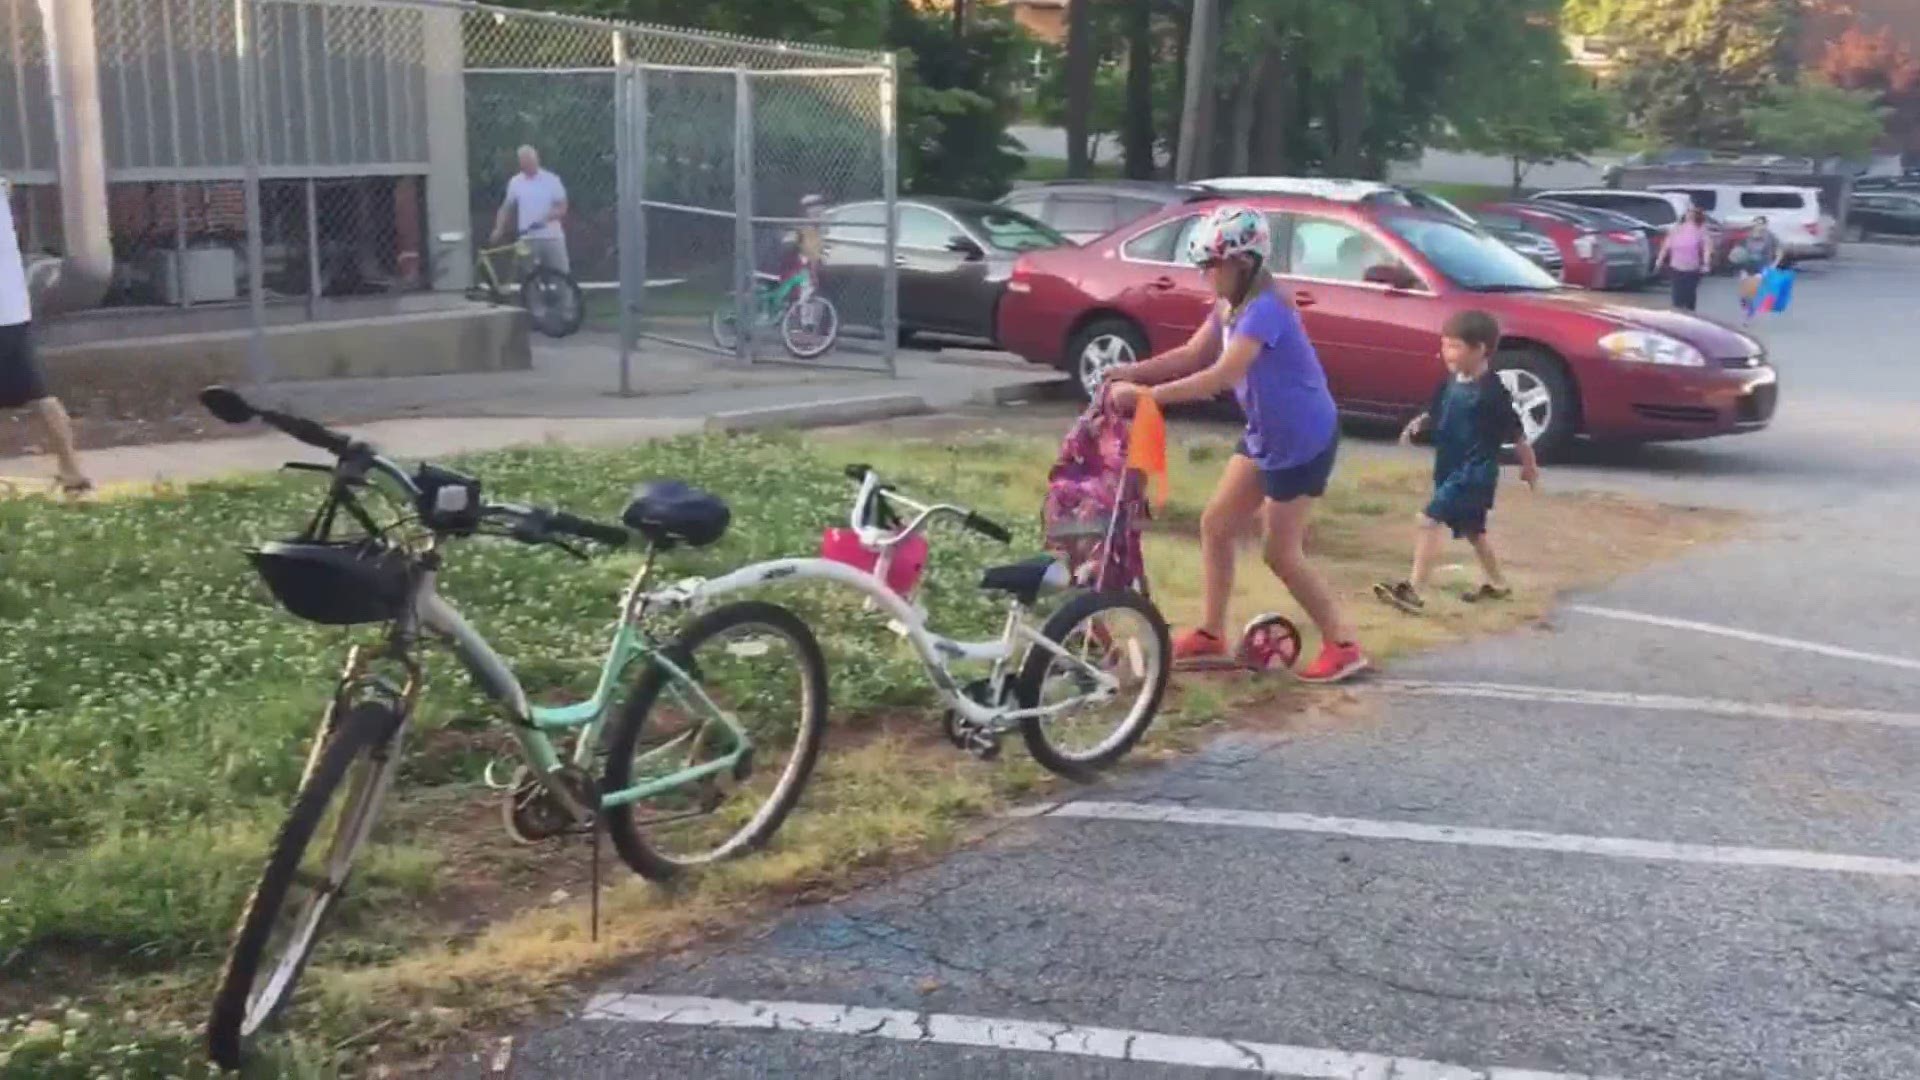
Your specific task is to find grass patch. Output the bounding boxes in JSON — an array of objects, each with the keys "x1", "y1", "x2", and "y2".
[
  {"x1": 1417, "y1": 181, "x2": 1520, "y2": 208},
  {"x1": 0, "y1": 423, "x2": 1737, "y2": 1075}
]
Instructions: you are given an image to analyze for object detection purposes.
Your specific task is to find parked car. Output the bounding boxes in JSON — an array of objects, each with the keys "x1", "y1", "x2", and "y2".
[
  {"x1": 1855, "y1": 174, "x2": 1920, "y2": 194},
  {"x1": 816, "y1": 197, "x2": 1069, "y2": 345},
  {"x1": 1647, "y1": 183, "x2": 1837, "y2": 260},
  {"x1": 1536, "y1": 200, "x2": 1664, "y2": 275},
  {"x1": 1531, "y1": 188, "x2": 1694, "y2": 245},
  {"x1": 1480, "y1": 201, "x2": 1648, "y2": 290},
  {"x1": 997, "y1": 181, "x2": 1210, "y2": 245},
  {"x1": 996, "y1": 193, "x2": 1777, "y2": 457},
  {"x1": 1471, "y1": 212, "x2": 1566, "y2": 277},
  {"x1": 1847, "y1": 192, "x2": 1920, "y2": 240}
]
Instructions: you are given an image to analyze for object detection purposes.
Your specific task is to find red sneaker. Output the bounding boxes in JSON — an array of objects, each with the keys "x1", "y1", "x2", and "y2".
[
  {"x1": 1172, "y1": 628, "x2": 1228, "y2": 662},
  {"x1": 1298, "y1": 640, "x2": 1369, "y2": 684}
]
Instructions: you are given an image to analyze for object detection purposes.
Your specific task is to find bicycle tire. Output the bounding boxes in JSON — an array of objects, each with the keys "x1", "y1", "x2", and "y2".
[
  {"x1": 780, "y1": 295, "x2": 840, "y2": 359},
  {"x1": 521, "y1": 266, "x2": 585, "y2": 338},
  {"x1": 710, "y1": 304, "x2": 742, "y2": 353},
  {"x1": 207, "y1": 702, "x2": 402, "y2": 1070},
  {"x1": 603, "y1": 601, "x2": 828, "y2": 881},
  {"x1": 1016, "y1": 590, "x2": 1169, "y2": 781}
]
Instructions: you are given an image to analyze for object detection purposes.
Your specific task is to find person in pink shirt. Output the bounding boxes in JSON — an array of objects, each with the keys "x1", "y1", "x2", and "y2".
[{"x1": 1655, "y1": 204, "x2": 1714, "y2": 312}]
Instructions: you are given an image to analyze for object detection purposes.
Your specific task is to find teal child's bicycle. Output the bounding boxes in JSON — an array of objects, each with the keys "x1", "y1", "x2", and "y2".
[
  {"x1": 195, "y1": 387, "x2": 827, "y2": 1070},
  {"x1": 710, "y1": 264, "x2": 840, "y2": 359}
]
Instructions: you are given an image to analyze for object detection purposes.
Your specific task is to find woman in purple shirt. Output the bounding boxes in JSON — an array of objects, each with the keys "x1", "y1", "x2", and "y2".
[{"x1": 1107, "y1": 205, "x2": 1368, "y2": 684}]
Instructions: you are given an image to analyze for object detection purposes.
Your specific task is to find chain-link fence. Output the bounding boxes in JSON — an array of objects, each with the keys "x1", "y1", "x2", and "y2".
[{"x1": 1, "y1": 0, "x2": 896, "y2": 385}]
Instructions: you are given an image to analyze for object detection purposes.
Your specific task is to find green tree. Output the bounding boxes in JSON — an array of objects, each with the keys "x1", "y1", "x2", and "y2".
[
  {"x1": 1743, "y1": 79, "x2": 1890, "y2": 157},
  {"x1": 1453, "y1": 66, "x2": 1618, "y2": 191},
  {"x1": 1565, "y1": 0, "x2": 1805, "y2": 146}
]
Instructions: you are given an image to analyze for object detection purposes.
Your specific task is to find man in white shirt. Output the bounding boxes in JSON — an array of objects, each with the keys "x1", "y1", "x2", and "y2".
[
  {"x1": 491, "y1": 146, "x2": 570, "y2": 275},
  {"x1": 0, "y1": 179, "x2": 89, "y2": 494}
]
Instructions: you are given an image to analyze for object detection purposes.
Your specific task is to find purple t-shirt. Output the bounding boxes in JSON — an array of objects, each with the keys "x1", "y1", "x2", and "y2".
[{"x1": 1214, "y1": 288, "x2": 1338, "y2": 470}]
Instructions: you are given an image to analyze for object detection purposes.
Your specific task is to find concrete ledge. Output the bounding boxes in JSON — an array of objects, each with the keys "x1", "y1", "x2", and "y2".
[
  {"x1": 705, "y1": 394, "x2": 932, "y2": 433},
  {"x1": 40, "y1": 307, "x2": 531, "y2": 417},
  {"x1": 970, "y1": 378, "x2": 1075, "y2": 407}
]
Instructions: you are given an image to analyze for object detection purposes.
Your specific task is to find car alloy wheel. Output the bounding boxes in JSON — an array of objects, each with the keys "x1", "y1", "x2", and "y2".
[
  {"x1": 1497, "y1": 367, "x2": 1552, "y2": 447},
  {"x1": 1078, "y1": 334, "x2": 1138, "y2": 398}
]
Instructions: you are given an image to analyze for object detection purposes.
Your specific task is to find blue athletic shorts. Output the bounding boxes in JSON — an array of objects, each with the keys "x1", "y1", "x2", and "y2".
[
  {"x1": 1236, "y1": 433, "x2": 1339, "y2": 502},
  {"x1": 1425, "y1": 473, "x2": 1495, "y2": 539}
]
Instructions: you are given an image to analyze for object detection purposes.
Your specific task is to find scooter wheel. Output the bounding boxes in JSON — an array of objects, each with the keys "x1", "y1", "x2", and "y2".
[{"x1": 1238, "y1": 613, "x2": 1302, "y2": 671}]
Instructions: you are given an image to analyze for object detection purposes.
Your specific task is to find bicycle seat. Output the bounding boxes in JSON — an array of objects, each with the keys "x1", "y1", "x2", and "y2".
[
  {"x1": 978, "y1": 555, "x2": 1068, "y2": 605},
  {"x1": 623, "y1": 481, "x2": 731, "y2": 549}
]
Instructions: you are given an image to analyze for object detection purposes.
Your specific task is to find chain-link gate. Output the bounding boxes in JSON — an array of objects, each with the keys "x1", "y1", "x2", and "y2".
[{"x1": 622, "y1": 61, "x2": 896, "y2": 375}]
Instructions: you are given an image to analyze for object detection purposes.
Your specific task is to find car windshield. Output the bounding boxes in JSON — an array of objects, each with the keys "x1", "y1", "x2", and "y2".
[
  {"x1": 1385, "y1": 215, "x2": 1560, "y2": 292},
  {"x1": 956, "y1": 207, "x2": 1070, "y2": 252}
]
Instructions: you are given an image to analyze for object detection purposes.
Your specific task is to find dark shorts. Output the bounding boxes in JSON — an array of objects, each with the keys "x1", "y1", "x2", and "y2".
[
  {"x1": 1237, "y1": 433, "x2": 1339, "y2": 502},
  {"x1": 0, "y1": 322, "x2": 49, "y2": 409},
  {"x1": 1425, "y1": 473, "x2": 1495, "y2": 539}
]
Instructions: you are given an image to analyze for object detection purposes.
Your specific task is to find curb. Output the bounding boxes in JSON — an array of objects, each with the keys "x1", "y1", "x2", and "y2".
[
  {"x1": 704, "y1": 393, "x2": 933, "y2": 433},
  {"x1": 969, "y1": 379, "x2": 1077, "y2": 407}
]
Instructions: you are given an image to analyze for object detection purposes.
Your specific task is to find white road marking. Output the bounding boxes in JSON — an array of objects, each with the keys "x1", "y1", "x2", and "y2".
[
  {"x1": 1039, "y1": 801, "x2": 1920, "y2": 880},
  {"x1": 1568, "y1": 605, "x2": 1920, "y2": 673},
  {"x1": 1375, "y1": 679, "x2": 1920, "y2": 730},
  {"x1": 580, "y1": 992, "x2": 1625, "y2": 1079}
]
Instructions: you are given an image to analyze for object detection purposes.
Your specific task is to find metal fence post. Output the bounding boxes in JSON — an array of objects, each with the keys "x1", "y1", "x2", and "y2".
[
  {"x1": 733, "y1": 67, "x2": 753, "y2": 367},
  {"x1": 613, "y1": 34, "x2": 633, "y2": 396},
  {"x1": 881, "y1": 56, "x2": 899, "y2": 377},
  {"x1": 234, "y1": 0, "x2": 270, "y2": 386}
]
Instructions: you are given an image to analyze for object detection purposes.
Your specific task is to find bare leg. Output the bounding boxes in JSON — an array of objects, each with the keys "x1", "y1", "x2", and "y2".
[
  {"x1": 30, "y1": 396, "x2": 89, "y2": 488},
  {"x1": 1409, "y1": 515, "x2": 1447, "y2": 591},
  {"x1": 1196, "y1": 455, "x2": 1266, "y2": 637},
  {"x1": 1467, "y1": 533, "x2": 1507, "y2": 590},
  {"x1": 1262, "y1": 495, "x2": 1355, "y2": 645}
]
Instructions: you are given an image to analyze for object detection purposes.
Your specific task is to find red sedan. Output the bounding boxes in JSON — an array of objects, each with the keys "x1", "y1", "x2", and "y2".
[{"x1": 996, "y1": 193, "x2": 1777, "y2": 457}]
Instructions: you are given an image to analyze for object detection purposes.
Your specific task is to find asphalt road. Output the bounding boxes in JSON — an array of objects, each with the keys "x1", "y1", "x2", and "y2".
[{"x1": 468, "y1": 245, "x2": 1920, "y2": 1079}]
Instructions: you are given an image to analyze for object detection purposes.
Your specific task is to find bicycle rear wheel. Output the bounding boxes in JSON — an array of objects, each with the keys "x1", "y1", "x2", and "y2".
[
  {"x1": 521, "y1": 267, "x2": 584, "y2": 338},
  {"x1": 1017, "y1": 590, "x2": 1169, "y2": 780},
  {"x1": 710, "y1": 304, "x2": 742, "y2": 352},
  {"x1": 603, "y1": 601, "x2": 827, "y2": 881},
  {"x1": 207, "y1": 702, "x2": 403, "y2": 1069}
]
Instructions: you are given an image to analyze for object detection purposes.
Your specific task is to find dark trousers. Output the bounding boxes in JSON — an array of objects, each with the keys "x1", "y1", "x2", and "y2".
[{"x1": 1670, "y1": 270, "x2": 1703, "y2": 311}]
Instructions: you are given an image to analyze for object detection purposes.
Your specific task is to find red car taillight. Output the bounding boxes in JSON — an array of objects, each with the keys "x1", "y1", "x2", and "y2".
[
  {"x1": 1608, "y1": 231, "x2": 1635, "y2": 243},
  {"x1": 1008, "y1": 255, "x2": 1034, "y2": 294}
]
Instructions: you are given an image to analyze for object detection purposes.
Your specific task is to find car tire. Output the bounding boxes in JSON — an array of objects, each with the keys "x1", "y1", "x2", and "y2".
[
  {"x1": 1494, "y1": 346, "x2": 1576, "y2": 462},
  {"x1": 1066, "y1": 317, "x2": 1149, "y2": 401}
]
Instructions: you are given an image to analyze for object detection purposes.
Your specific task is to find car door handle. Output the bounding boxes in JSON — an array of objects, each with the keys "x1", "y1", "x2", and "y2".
[
  {"x1": 1293, "y1": 290, "x2": 1318, "y2": 308},
  {"x1": 1147, "y1": 276, "x2": 1176, "y2": 291}
]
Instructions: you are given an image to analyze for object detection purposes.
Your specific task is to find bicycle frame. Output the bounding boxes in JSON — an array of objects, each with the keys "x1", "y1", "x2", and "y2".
[
  {"x1": 654, "y1": 478, "x2": 1122, "y2": 732},
  {"x1": 320, "y1": 455, "x2": 754, "y2": 819}
]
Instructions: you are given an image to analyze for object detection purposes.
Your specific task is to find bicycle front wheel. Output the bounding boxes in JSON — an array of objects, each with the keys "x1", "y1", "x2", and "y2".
[
  {"x1": 521, "y1": 267, "x2": 584, "y2": 338},
  {"x1": 1017, "y1": 590, "x2": 1169, "y2": 780},
  {"x1": 709, "y1": 304, "x2": 742, "y2": 352},
  {"x1": 207, "y1": 703, "x2": 402, "y2": 1070},
  {"x1": 603, "y1": 601, "x2": 828, "y2": 881}
]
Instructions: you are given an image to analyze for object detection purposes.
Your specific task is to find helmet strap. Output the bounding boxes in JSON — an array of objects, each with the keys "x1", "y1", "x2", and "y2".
[{"x1": 1227, "y1": 258, "x2": 1268, "y2": 319}]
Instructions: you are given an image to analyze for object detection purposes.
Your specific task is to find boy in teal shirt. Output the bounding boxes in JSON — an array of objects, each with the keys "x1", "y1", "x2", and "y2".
[{"x1": 1375, "y1": 310, "x2": 1539, "y2": 614}]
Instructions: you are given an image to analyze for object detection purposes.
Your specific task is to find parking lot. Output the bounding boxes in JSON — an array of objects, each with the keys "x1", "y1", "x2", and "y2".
[{"x1": 478, "y1": 244, "x2": 1920, "y2": 1079}]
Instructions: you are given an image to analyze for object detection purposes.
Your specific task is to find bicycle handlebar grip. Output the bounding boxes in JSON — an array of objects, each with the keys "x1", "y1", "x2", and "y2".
[
  {"x1": 964, "y1": 511, "x2": 1013, "y2": 544},
  {"x1": 844, "y1": 463, "x2": 873, "y2": 483},
  {"x1": 548, "y1": 508, "x2": 630, "y2": 548}
]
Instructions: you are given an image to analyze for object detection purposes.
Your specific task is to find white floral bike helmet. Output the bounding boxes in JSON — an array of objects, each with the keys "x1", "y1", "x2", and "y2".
[{"x1": 1185, "y1": 204, "x2": 1271, "y2": 267}]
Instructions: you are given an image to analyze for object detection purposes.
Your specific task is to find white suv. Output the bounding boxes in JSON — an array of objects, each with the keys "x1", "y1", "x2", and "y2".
[{"x1": 1650, "y1": 184, "x2": 1838, "y2": 260}]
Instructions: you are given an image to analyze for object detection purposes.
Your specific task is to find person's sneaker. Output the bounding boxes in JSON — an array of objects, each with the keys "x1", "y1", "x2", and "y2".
[
  {"x1": 1172, "y1": 628, "x2": 1228, "y2": 662},
  {"x1": 1461, "y1": 584, "x2": 1512, "y2": 604},
  {"x1": 1373, "y1": 581, "x2": 1425, "y2": 615},
  {"x1": 1298, "y1": 640, "x2": 1370, "y2": 684}
]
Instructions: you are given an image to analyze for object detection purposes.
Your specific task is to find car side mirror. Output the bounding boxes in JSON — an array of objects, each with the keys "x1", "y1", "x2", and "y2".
[
  {"x1": 946, "y1": 236, "x2": 985, "y2": 260},
  {"x1": 1364, "y1": 263, "x2": 1419, "y2": 291}
]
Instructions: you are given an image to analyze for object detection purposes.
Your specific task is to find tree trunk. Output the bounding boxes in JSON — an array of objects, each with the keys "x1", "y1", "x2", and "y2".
[
  {"x1": 1064, "y1": 0, "x2": 1098, "y2": 177},
  {"x1": 1251, "y1": 44, "x2": 1295, "y2": 174},
  {"x1": 1511, "y1": 156, "x2": 1525, "y2": 195},
  {"x1": 1122, "y1": 0, "x2": 1155, "y2": 179},
  {"x1": 953, "y1": 0, "x2": 967, "y2": 38},
  {"x1": 1228, "y1": 50, "x2": 1269, "y2": 175},
  {"x1": 1332, "y1": 56, "x2": 1366, "y2": 176},
  {"x1": 1174, "y1": 0, "x2": 1219, "y2": 181}
]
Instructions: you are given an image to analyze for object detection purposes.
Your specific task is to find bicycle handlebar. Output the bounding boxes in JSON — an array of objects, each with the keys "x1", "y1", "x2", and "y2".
[{"x1": 844, "y1": 463, "x2": 1011, "y2": 546}]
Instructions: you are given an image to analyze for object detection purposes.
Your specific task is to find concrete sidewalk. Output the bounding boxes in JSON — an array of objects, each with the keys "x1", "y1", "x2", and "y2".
[{"x1": 0, "y1": 335, "x2": 1066, "y2": 489}]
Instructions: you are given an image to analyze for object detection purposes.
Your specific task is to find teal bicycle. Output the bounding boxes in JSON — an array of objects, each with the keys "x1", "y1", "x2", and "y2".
[
  {"x1": 710, "y1": 264, "x2": 840, "y2": 359},
  {"x1": 195, "y1": 387, "x2": 827, "y2": 1070}
]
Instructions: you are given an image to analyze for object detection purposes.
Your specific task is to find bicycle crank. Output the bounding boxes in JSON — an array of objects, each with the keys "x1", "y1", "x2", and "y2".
[
  {"x1": 943, "y1": 678, "x2": 1011, "y2": 761},
  {"x1": 501, "y1": 764, "x2": 598, "y2": 843}
]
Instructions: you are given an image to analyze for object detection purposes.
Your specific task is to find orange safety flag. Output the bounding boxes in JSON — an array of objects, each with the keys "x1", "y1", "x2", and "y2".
[{"x1": 1126, "y1": 393, "x2": 1170, "y2": 509}]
